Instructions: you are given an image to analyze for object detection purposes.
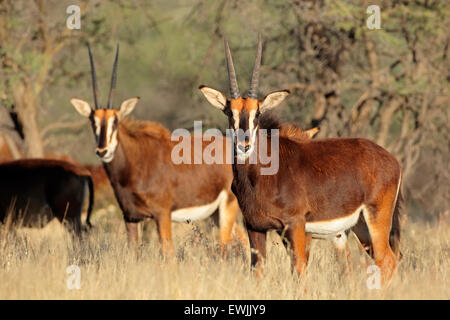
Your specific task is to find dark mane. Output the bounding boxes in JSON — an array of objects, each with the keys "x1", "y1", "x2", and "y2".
[
  {"x1": 258, "y1": 111, "x2": 282, "y2": 131},
  {"x1": 259, "y1": 111, "x2": 310, "y2": 141},
  {"x1": 120, "y1": 118, "x2": 171, "y2": 141},
  {"x1": 279, "y1": 123, "x2": 311, "y2": 141}
]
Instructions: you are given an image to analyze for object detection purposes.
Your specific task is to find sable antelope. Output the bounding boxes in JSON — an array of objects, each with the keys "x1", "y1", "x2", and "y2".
[
  {"x1": 0, "y1": 159, "x2": 94, "y2": 236},
  {"x1": 199, "y1": 36, "x2": 403, "y2": 283},
  {"x1": 70, "y1": 44, "x2": 243, "y2": 253}
]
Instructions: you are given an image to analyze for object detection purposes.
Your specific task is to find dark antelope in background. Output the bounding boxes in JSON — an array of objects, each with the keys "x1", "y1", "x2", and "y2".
[
  {"x1": 0, "y1": 159, "x2": 94, "y2": 236},
  {"x1": 70, "y1": 44, "x2": 245, "y2": 253},
  {"x1": 199, "y1": 35, "x2": 403, "y2": 284}
]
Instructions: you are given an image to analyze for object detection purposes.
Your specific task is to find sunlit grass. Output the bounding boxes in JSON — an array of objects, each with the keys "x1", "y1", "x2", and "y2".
[{"x1": 0, "y1": 206, "x2": 448, "y2": 299}]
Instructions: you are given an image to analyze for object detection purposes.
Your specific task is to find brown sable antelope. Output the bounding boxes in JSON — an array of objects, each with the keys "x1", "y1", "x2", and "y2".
[
  {"x1": 199, "y1": 36, "x2": 403, "y2": 283},
  {"x1": 0, "y1": 159, "x2": 94, "y2": 236},
  {"x1": 70, "y1": 44, "x2": 243, "y2": 253}
]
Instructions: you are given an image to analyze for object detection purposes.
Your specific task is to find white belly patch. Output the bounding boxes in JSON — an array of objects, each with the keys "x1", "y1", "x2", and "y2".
[
  {"x1": 306, "y1": 205, "x2": 365, "y2": 236},
  {"x1": 171, "y1": 190, "x2": 227, "y2": 222}
]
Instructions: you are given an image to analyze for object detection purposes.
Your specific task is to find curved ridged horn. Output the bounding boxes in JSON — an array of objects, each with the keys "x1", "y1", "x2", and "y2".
[
  {"x1": 224, "y1": 38, "x2": 240, "y2": 99},
  {"x1": 87, "y1": 43, "x2": 100, "y2": 109},
  {"x1": 248, "y1": 34, "x2": 262, "y2": 99},
  {"x1": 107, "y1": 44, "x2": 119, "y2": 109}
]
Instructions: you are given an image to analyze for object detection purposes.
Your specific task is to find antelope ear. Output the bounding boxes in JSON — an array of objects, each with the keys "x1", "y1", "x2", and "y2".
[
  {"x1": 305, "y1": 127, "x2": 320, "y2": 139},
  {"x1": 199, "y1": 85, "x2": 227, "y2": 110},
  {"x1": 259, "y1": 90, "x2": 290, "y2": 113},
  {"x1": 119, "y1": 97, "x2": 140, "y2": 119},
  {"x1": 70, "y1": 98, "x2": 92, "y2": 118}
]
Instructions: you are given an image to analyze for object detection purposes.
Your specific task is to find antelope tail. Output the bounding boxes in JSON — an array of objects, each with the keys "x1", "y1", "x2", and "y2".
[
  {"x1": 85, "y1": 176, "x2": 95, "y2": 229},
  {"x1": 390, "y1": 188, "x2": 403, "y2": 259}
]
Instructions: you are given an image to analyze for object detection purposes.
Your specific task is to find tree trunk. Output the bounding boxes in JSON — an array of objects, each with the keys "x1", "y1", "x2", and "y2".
[
  {"x1": 350, "y1": 32, "x2": 381, "y2": 138},
  {"x1": 2, "y1": 134, "x2": 23, "y2": 160},
  {"x1": 376, "y1": 97, "x2": 402, "y2": 148},
  {"x1": 12, "y1": 81, "x2": 44, "y2": 158}
]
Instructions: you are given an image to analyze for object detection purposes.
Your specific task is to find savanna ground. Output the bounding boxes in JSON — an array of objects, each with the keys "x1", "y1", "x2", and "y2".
[
  {"x1": 0, "y1": 0, "x2": 448, "y2": 301},
  {"x1": 0, "y1": 204, "x2": 448, "y2": 300}
]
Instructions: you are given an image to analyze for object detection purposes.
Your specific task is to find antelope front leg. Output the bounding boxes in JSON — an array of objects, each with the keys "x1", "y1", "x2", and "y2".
[
  {"x1": 247, "y1": 227, "x2": 267, "y2": 278},
  {"x1": 124, "y1": 219, "x2": 141, "y2": 260},
  {"x1": 124, "y1": 219, "x2": 140, "y2": 244},
  {"x1": 155, "y1": 211, "x2": 174, "y2": 256},
  {"x1": 218, "y1": 193, "x2": 240, "y2": 256},
  {"x1": 277, "y1": 230, "x2": 312, "y2": 264},
  {"x1": 286, "y1": 221, "x2": 307, "y2": 276}
]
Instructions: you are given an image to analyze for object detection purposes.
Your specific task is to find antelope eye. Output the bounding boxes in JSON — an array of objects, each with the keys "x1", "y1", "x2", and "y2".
[{"x1": 254, "y1": 111, "x2": 260, "y2": 126}]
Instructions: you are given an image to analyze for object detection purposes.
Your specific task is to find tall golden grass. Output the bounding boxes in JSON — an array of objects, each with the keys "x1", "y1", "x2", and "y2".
[{"x1": 0, "y1": 206, "x2": 448, "y2": 299}]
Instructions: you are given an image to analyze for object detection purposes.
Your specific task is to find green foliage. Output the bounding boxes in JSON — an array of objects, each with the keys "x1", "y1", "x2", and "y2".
[{"x1": 0, "y1": 0, "x2": 448, "y2": 215}]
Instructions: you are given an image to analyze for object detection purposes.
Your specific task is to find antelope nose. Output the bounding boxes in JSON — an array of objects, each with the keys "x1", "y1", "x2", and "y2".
[
  {"x1": 238, "y1": 144, "x2": 251, "y2": 153},
  {"x1": 96, "y1": 149, "x2": 107, "y2": 157}
]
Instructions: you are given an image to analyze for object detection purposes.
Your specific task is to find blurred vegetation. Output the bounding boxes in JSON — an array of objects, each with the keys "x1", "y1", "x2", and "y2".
[{"x1": 0, "y1": 0, "x2": 448, "y2": 217}]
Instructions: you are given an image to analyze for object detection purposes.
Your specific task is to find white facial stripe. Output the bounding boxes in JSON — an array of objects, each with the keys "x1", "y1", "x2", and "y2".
[
  {"x1": 232, "y1": 109, "x2": 240, "y2": 130},
  {"x1": 248, "y1": 110, "x2": 258, "y2": 148},
  {"x1": 94, "y1": 116, "x2": 101, "y2": 138},
  {"x1": 251, "y1": 125, "x2": 258, "y2": 143},
  {"x1": 248, "y1": 110, "x2": 256, "y2": 132},
  {"x1": 106, "y1": 117, "x2": 115, "y2": 145}
]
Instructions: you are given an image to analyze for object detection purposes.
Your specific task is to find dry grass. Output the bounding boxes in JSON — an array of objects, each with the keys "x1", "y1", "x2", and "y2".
[{"x1": 0, "y1": 206, "x2": 448, "y2": 300}]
